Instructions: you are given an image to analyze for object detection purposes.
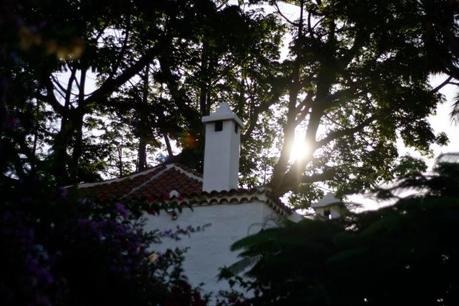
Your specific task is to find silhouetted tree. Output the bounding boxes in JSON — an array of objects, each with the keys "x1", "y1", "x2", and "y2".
[
  {"x1": 219, "y1": 162, "x2": 459, "y2": 306},
  {"x1": 1, "y1": 0, "x2": 458, "y2": 203},
  {"x1": 258, "y1": 0, "x2": 458, "y2": 201}
]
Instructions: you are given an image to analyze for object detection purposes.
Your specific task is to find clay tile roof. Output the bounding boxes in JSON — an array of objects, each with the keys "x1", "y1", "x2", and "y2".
[
  {"x1": 77, "y1": 163, "x2": 202, "y2": 204},
  {"x1": 76, "y1": 162, "x2": 295, "y2": 217},
  {"x1": 182, "y1": 187, "x2": 294, "y2": 216}
]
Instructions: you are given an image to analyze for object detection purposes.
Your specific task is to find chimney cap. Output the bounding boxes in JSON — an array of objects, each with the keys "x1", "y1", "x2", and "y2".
[{"x1": 202, "y1": 103, "x2": 243, "y2": 128}]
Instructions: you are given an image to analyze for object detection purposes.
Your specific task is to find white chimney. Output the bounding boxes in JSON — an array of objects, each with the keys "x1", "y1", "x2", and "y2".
[{"x1": 202, "y1": 103, "x2": 243, "y2": 192}]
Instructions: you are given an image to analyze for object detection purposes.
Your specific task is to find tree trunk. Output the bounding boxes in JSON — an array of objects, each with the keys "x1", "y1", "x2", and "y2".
[
  {"x1": 164, "y1": 134, "x2": 173, "y2": 158},
  {"x1": 270, "y1": 0, "x2": 305, "y2": 196},
  {"x1": 137, "y1": 137, "x2": 147, "y2": 171},
  {"x1": 70, "y1": 111, "x2": 84, "y2": 182},
  {"x1": 117, "y1": 147, "x2": 123, "y2": 177},
  {"x1": 51, "y1": 68, "x2": 77, "y2": 183},
  {"x1": 137, "y1": 65, "x2": 149, "y2": 171},
  {"x1": 70, "y1": 69, "x2": 87, "y2": 182},
  {"x1": 199, "y1": 41, "x2": 209, "y2": 116},
  {"x1": 31, "y1": 99, "x2": 40, "y2": 175}
]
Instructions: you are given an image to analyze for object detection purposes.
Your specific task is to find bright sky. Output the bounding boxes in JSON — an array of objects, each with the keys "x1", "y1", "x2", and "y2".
[{"x1": 416, "y1": 76, "x2": 459, "y2": 164}]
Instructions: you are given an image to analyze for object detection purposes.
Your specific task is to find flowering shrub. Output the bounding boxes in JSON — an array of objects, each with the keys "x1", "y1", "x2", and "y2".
[{"x1": 0, "y1": 178, "x2": 207, "y2": 306}]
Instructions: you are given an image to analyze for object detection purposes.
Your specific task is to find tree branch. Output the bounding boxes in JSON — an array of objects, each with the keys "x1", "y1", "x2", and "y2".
[
  {"x1": 316, "y1": 115, "x2": 376, "y2": 148},
  {"x1": 51, "y1": 75, "x2": 67, "y2": 96},
  {"x1": 430, "y1": 76, "x2": 452, "y2": 93},
  {"x1": 277, "y1": 166, "x2": 337, "y2": 195},
  {"x1": 82, "y1": 45, "x2": 159, "y2": 110},
  {"x1": 242, "y1": 93, "x2": 280, "y2": 142},
  {"x1": 64, "y1": 65, "x2": 77, "y2": 109},
  {"x1": 274, "y1": 1, "x2": 299, "y2": 26},
  {"x1": 302, "y1": 167, "x2": 336, "y2": 184},
  {"x1": 107, "y1": 19, "x2": 132, "y2": 81},
  {"x1": 294, "y1": 89, "x2": 314, "y2": 125},
  {"x1": 41, "y1": 77, "x2": 65, "y2": 115}
]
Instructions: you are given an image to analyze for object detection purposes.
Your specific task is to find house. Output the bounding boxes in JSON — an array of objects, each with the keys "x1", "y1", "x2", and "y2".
[
  {"x1": 311, "y1": 193, "x2": 349, "y2": 220},
  {"x1": 78, "y1": 103, "x2": 302, "y2": 294}
]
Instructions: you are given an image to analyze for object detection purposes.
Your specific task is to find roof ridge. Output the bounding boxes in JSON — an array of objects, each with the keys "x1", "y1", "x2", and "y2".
[
  {"x1": 169, "y1": 164, "x2": 203, "y2": 182},
  {"x1": 76, "y1": 161, "x2": 202, "y2": 189},
  {"x1": 121, "y1": 164, "x2": 174, "y2": 199}
]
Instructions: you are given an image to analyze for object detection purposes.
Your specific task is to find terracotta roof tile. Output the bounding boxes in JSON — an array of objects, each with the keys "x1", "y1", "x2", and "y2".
[
  {"x1": 77, "y1": 162, "x2": 293, "y2": 217},
  {"x1": 78, "y1": 163, "x2": 202, "y2": 204}
]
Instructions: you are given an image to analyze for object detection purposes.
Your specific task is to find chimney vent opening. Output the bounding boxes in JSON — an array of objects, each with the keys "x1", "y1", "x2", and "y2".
[{"x1": 215, "y1": 121, "x2": 223, "y2": 132}]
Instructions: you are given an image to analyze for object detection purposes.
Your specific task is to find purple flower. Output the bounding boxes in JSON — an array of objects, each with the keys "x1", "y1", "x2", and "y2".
[
  {"x1": 58, "y1": 187, "x2": 68, "y2": 199},
  {"x1": 115, "y1": 202, "x2": 129, "y2": 218}
]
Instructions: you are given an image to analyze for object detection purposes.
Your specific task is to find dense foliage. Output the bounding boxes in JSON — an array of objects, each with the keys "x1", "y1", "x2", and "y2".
[
  {"x1": 265, "y1": 0, "x2": 458, "y2": 201},
  {"x1": 0, "y1": 0, "x2": 458, "y2": 304},
  {"x1": 0, "y1": 177, "x2": 207, "y2": 306},
  {"x1": 219, "y1": 163, "x2": 459, "y2": 306},
  {"x1": 0, "y1": 0, "x2": 284, "y2": 185},
  {"x1": 1, "y1": 0, "x2": 457, "y2": 207}
]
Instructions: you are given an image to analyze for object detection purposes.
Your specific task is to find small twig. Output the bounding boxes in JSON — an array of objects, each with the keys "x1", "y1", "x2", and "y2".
[{"x1": 274, "y1": 1, "x2": 299, "y2": 26}]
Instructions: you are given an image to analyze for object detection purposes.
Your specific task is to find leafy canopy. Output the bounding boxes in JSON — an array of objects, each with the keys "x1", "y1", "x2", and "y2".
[{"x1": 220, "y1": 162, "x2": 459, "y2": 306}]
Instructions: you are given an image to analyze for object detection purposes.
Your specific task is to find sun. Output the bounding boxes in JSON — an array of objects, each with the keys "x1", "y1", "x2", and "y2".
[{"x1": 289, "y1": 137, "x2": 310, "y2": 162}]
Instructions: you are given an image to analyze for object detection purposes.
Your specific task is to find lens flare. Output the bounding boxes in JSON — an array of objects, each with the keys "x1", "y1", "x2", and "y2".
[{"x1": 289, "y1": 138, "x2": 310, "y2": 162}]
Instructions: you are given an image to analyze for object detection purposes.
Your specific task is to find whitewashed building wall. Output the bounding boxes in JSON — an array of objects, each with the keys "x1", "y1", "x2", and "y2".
[{"x1": 143, "y1": 201, "x2": 280, "y2": 294}]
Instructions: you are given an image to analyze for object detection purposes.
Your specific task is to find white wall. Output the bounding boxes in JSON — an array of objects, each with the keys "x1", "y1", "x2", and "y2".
[{"x1": 143, "y1": 201, "x2": 280, "y2": 295}]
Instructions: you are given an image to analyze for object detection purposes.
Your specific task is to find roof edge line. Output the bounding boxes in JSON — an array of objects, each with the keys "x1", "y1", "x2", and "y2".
[
  {"x1": 121, "y1": 165, "x2": 173, "y2": 199},
  {"x1": 170, "y1": 164, "x2": 203, "y2": 182}
]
